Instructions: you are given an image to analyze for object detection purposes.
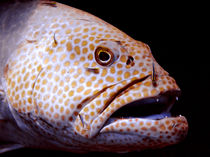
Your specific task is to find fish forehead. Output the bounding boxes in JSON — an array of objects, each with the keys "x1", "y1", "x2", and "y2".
[{"x1": 2, "y1": 1, "x2": 182, "y2": 147}]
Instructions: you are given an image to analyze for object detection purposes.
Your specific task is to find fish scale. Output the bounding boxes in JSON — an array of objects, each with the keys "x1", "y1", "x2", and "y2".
[{"x1": 0, "y1": 0, "x2": 188, "y2": 153}]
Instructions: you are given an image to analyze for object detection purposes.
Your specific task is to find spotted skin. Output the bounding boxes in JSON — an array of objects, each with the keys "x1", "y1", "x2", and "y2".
[{"x1": 0, "y1": 1, "x2": 188, "y2": 153}]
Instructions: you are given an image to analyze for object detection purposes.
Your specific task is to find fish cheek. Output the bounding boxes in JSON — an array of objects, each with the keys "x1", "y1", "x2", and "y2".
[{"x1": 32, "y1": 66, "x2": 77, "y2": 126}]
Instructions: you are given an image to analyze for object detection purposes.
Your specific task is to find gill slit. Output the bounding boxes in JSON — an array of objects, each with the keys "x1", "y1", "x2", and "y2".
[{"x1": 32, "y1": 67, "x2": 45, "y2": 115}]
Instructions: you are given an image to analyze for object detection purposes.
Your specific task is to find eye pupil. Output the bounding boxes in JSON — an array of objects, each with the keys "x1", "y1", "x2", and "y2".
[
  {"x1": 95, "y1": 46, "x2": 114, "y2": 66},
  {"x1": 99, "y1": 51, "x2": 110, "y2": 61}
]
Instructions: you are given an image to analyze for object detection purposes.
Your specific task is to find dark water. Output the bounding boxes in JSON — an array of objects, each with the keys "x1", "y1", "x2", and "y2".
[{"x1": 1, "y1": 0, "x2": 208, "y2": 157}]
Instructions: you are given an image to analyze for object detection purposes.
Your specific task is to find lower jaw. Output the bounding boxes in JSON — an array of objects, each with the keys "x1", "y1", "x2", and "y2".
[{"x1": 100, "y1": 114, "x2": 188, "y2": 137}]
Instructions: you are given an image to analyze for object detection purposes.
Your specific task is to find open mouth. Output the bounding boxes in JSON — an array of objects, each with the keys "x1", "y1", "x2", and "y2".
[
  {"x1": 99, "y1": 89, "x2": 188, "y2": 140},
  {"x1": 74, "y1": 75, "x2": 188, "y2": 140},
  {"x1": 108, "y1": 90, "x2": 181, "y2": 121}
]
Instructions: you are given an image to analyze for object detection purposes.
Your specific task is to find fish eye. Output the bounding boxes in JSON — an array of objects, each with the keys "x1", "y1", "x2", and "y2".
[{"x1": 95, "y1": 47, "x2": 114, "y2": 66}]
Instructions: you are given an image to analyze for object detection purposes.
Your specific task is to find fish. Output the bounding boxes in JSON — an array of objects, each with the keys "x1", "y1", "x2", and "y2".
[{"x1": 0, "y1": 0, "x2": 188, "y2": 153}]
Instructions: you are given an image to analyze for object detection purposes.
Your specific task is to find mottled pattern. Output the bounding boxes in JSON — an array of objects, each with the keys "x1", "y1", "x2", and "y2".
[{"x1": 1, "y1": 1, "x2": 188, "y2": 153}]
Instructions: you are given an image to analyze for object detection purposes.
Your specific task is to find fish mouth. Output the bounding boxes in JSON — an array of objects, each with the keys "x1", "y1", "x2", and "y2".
[
  {"x1": 106, "y1": 90, "x2": 180, "y2": 121},
  {"x1": 74, "y1": 75, "x2": 188, "y2": 142},
  {"x1": 100, "y1": 90, "x2": 188, "y2": 142}
]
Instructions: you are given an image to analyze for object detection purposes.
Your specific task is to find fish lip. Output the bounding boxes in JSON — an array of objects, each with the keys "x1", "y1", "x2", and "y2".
[
  {"x1": 113, "y1": 90, "x2": 181, "y2": 117},
  {"x1": 100, "y1": 115, "x2": 189, "y2": 144},
  {"x1": 99, "y1": 89, "x2": 188, "y2": 136}
]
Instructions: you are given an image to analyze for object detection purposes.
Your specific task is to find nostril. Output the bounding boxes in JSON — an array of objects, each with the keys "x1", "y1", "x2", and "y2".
[{"x1": 126, "y1": 56, "x2": 134, "y2": 66}]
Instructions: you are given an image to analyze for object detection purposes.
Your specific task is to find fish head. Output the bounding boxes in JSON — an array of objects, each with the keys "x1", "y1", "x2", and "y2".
[{"x1": 3, "y1": 2, "x2": 188, "y2": 152}]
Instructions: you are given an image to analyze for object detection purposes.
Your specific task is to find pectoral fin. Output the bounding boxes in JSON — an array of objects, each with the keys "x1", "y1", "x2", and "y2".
[{"x1": 0, "y1": 143, "x2": 23, "y2": 153}]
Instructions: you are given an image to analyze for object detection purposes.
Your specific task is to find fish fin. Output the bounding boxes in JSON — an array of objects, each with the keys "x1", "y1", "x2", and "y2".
[{"x1": 0, "y1": 143, "x2": 24, "y2": 153}]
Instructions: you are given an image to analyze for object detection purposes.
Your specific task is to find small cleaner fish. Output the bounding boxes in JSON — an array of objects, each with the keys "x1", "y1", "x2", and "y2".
[{"x1": 0, "y1": 0, "x2": 188, "y2": 153}]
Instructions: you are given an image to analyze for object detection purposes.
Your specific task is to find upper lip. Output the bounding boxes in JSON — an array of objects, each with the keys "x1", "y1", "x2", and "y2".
[{"x1": 98, "y1": 74, "x2": 151, "y2": 114}]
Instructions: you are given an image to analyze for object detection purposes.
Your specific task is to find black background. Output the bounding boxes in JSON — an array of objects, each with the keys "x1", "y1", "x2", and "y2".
[{"x1": 2, "y1": 0, "x2": 209, "y2": 157}]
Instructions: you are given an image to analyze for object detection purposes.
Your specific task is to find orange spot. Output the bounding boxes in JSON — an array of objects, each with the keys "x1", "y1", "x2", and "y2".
[
  {"x1": 86, "y1": 81, "x2": 92, "y2": 87},
  {"x1": 155, "y1": 121, "x2": 159, "y2": 125},
  {"x1": 106, "y1": 76, "x2": 115, "y2": 82},
  {"x1": 74, "y1": 27, "x2": 81, "y2": 32},
  {"x1": 60, "y1": 54, "x2": 67, "y2": 61},
  {"x1": 71, "y1": 81, "x2": 77, "y2": 88},
  {"x1": 90, "y1": 111, "x2": 95, "y2": 116},
  {"x1": 139, "y1": 121, "x2": 144, "y2": 126},
  {"x1": 75, "y1": 46, "x2": 80, "y2": 55},
  {"x1": 151, "y1": 89, "x2": 157, "y2": 95},
  {"x1": 159, "y1": 124, "x2": 166, "y2": 130},
  {"x1": 101, "y1": 69, "x2": 107, "y2": 77},
  {"x1": 121, "y1": 122, "x2": 127, "y2": 126},
  {"x1": 120, "y1": 55, "x2": 126, "y2": 62},
  {"x1": 142, "y1": 68, "x2": 147, "y2": 72},
  {"x1": 141, "y1": 127, "x2": 147, "y2": 131},
  {"x1": 126, "y1": 96, "x2": 132, "y2": 102},
  {"x1": 74, "y1": 38, "x2": 81, "y2": 44},
  {"x1": 83, "y1": 28, "x2": 89, "y2": 33},
  {"x1": 64, "y1": 61, "x2": 70, "y2": 67},
  {"x1": 49, "y1": 106, "x2": 54, "y2": 113},
  {"x1": 124, "y1": 72, "x2": 130, "y2": 79},
  {"x1": 90, "y1": 104, "x2": 95, "y2": 109},
  {"x1": 88, "y1": 54, "x2": 93, "y2": 60},
  {"x1": 66, "y1": 42, "x2": 72, "y2": 51},
  {"x1": 139, "y1": 62, "x2": 144, "y2": 67},
  {"x1": 60, "y1": 106, "x2": 64, "y2": 113},
  {"x1": 37, "y1": 65, "x2": 42, "y2": 72},
  {"x1": 110, "y1": 67, "x2": 116, "y2": 74},
  {"x1": 133, "y1": 70, "x2": 139, "y2": 75},
  {"x1": 105, "y1": 34, "x2": 111, "y2": 38},
  {"x1": 117, "y1": 63, "x2": 123, "y2": 69},
  {"x1": 70, "y1": 104, "x2": 75, "y2": 109},
  {"x1": 57, "y1": 47, "x2": 63, "y2": 52},
  {"x1": 150, "y1": 126, "x2": 157, "y2": 132},
  {"x1": 85, "y1": 115, "x2": 89, "y2": 121},
  {"x1": 168, "y1": 126, "x2": 173, "y2": 130},
  {"x1": 89, "y1": 44, "x2": 95, "y2": 51},
  {"x1": 82, "y1": 40, "x2": 87, "y2": 46},
  {"x1": 130, "y1": 123, "x2": 135, "y2": 127},
  {"x1": 165, "y1": 120, "x2": 170, "y2": 125},
  {"x1": 44, "y1": 58, "x2": 49, "y2": 64},
  {"x1": 28, "y1": 97, "x2": 32, "y2": 104},
  {"x1": 144, "y1": 81, "x2": 151, "y2": 87},
  {"x1": 84, "y1": 107, "x2": 89, "y2": 112},
  {"x1": 82, "y1": 47, "x2": 88, "y2": 54},
  {"x1": 146, "y1": 122, "x2": 152, "y2": 126},
  {"x1": 60, "y1": 39, "x2": 66, "y2": 44},
  {"x1": 70, "y1": 53, "x2": 75, "y2": 60}
]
